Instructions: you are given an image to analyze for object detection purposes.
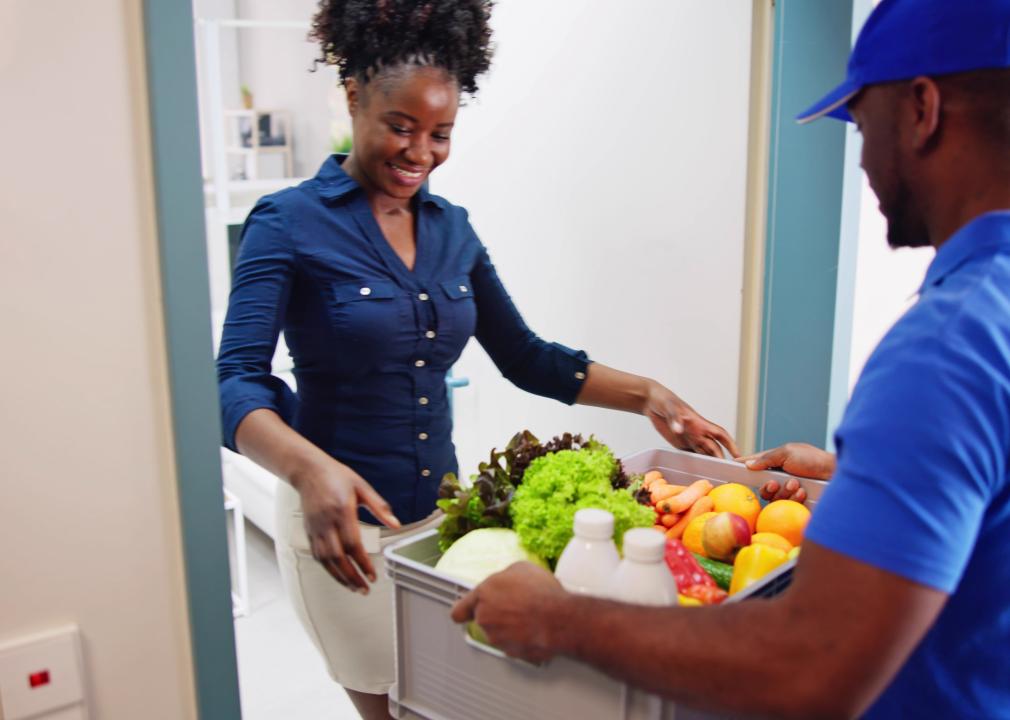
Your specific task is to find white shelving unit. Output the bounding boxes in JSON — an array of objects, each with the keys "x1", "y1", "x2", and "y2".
[
  {"x1": 195, "y1": 18, "x2": 310, "y2": 223},
  {"x1": 195, "y1": 18, "x2": 310, "y2": 559},
  {"x1": 224, "y1": 108, "x2": 294, "y2": 180}
]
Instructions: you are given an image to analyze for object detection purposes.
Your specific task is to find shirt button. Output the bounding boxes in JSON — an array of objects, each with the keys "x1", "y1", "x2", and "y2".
[
  {"x1": 418, "y1": 396, "x2": 429, "y2": 406},
  {"x1": 415, "y1": 359, "x2": 426, "y2": 368},
  {"x1": 425, "y1": 330, "x2": 436, "y2": 339},
  {"x1": 418, "y1": 292, "x2": 430, "y2": 301},
  {"x1": 421, "y1": 469, "x2": 431, "y2": 477},
  {"x1": 418, "y1": 432, "x2": 429, "y2": 441},
  {"x1": 359, "y1": 287, "x2": 371, "y2": 296},
  {"x1": 574, "y1": 371, "x2": 586, "y2": 380},
  {"x1": 458, "y1": 285, "x2": 468, "y2": 293}
]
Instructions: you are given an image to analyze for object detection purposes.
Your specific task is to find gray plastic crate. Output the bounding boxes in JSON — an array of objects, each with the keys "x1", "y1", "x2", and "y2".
[{"x1": 384, "y1": 447, "x2": 826, "y2": 719}]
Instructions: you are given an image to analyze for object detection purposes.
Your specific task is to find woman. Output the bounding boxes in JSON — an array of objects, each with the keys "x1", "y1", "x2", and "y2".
[{"x1": 217, "y1": 1, "x2": 738, "y2": 717}]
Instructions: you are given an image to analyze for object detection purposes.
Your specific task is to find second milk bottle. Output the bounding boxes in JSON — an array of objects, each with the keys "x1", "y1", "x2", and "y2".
[{"x1": 607, "y1": 527, "x2": 679, "y2": 605}]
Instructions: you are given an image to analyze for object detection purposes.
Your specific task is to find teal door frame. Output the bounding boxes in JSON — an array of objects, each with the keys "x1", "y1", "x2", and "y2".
[
  {"x1": 756, "y1": 0, "x2": 873, "y2": 452},
  {"x1": 142, "y1": 1, "x2": 243, "y2": 718},
  {"x1": 140, "y1": 0, "x2": 873, "y2": 717}
]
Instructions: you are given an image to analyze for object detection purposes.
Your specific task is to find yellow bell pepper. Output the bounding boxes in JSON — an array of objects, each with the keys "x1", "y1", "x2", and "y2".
[
  {"x1": 678, "y1": 594, "x2": 703, "y2": 607},
  {"x1": 730, "y1": 544, "x2": 789, "y2": 595}
]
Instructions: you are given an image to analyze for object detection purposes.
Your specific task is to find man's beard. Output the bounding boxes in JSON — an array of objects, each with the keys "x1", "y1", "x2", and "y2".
[{"x1": 885, "y1": 184, "x2": 931, "y2": 249}]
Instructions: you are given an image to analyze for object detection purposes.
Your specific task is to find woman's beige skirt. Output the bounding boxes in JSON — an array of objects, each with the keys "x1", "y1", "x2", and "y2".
[{"x1": 274, "y1": 480, "x2": 442, "y2": 694}]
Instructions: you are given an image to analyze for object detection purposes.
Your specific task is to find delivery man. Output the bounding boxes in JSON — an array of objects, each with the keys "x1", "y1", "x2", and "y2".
[{"x1": 452, "y1": 0, "x2": 1010, "y2": 716}]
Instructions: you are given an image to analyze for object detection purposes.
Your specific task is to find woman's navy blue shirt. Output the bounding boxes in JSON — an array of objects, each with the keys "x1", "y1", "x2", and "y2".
[{"x1": 217, "y1": 156, "x2": 590, "y2": 524}]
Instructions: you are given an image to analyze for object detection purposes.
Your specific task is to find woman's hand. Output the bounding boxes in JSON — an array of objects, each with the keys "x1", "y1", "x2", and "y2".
[
  {"x1": 644, "y1": 382, "x2": 740, "y2": 459},
  {"x1": 291, "y1": 459, "x2": 401, "y2": 594},
  {"x1": 735, "y1": 442, "x2": 836, "y2": 502}
]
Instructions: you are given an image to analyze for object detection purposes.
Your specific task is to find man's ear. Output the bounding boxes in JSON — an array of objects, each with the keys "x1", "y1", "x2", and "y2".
[
  {"x1": 909, "y1": 76, "x2": 942, "y2": 151},
  {"x1": 345, "y1": 77, "x2": 361, "y2": 117}
]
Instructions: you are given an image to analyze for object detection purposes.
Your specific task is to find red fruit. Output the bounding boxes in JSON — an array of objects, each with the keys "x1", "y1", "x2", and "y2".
[{"x1": 701, "y1": 512, "x2": 752, "y2": 562}]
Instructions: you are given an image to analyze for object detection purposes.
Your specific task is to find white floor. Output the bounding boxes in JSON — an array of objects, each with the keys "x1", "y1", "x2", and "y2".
[{"x1": 230, "y1": 520, "x2": 363, "y2": 720}]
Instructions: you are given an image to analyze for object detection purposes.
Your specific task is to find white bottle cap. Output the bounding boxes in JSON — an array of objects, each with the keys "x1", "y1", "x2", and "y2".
[
  {"x1": 622, "y1": 528, "x2": 666, "y2": 562},
  {"x1": 572, "y1": 508, "x2": 615, "y2": 541}
]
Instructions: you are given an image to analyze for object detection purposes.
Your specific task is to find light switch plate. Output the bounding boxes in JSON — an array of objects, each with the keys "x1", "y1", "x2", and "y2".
[{"x1": 0, "y1": 626, "x2": 88, "y2": 720}]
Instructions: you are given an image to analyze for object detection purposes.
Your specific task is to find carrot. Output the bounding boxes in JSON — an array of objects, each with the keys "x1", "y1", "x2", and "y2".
[
  {"x1": 653, "y1": 524, "x2": 668, "y2": 534},
  {"x1": 660, "y1": 513, "x2": 680, "y2": 528},
  {"x1": 665, "y1": 496, "x2": 715, "y2": 540},
  {"x1": 651, "y1": 484, "x2": 688, "y2": 504},
  {"x1": 657, "y1": 479, "x2": 713, "y2": 514},
  {"x1": 643, "y1": 470, "x2": 665, "y2": 489}
]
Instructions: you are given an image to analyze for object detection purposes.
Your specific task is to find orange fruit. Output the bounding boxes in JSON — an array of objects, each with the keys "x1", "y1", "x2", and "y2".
[
  {"x1": 756, "y1": 500, "x2": 811, "y2": 547},
  {"x1": 750, "y1": 532, "x2": 794, "y2": 553},
  {"x1": 682, "y1": 511, "x2": 718, "y2": 556},
  {"x1": 707, "y1": 483, "x2": 761, "y2": 532}
]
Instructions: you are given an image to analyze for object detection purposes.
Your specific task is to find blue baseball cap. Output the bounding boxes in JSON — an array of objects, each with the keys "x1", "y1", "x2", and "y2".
[{"x1": 797, "y1": 0, "x2": 1010, "y2": 124}]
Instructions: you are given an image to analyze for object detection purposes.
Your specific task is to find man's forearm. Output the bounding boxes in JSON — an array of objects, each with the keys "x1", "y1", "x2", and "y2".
[{"x1": 545, "y1": 594, "x2": 828, "y2": 718}]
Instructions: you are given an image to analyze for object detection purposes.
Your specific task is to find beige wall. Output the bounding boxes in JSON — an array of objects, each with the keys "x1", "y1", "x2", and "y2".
[{"x1": 0, "y1": 2, "x2": 198, "y2": 718}]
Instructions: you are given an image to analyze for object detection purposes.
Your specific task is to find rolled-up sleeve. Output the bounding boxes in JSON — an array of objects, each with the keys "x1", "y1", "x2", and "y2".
[
  {"x1": 217, "y1": 198, "x2": 298, "y2": 450},
  {"x1": 471, "y1": 242, "x2": 590, "y2": 404}
]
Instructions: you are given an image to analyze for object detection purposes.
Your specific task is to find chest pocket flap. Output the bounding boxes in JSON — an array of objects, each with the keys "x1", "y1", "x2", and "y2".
[
  {"x1": 333, "y1": 279, "x2": 398, "y2": 304},
  {"x1": 439, "y1": 275, "x2": 473, "y2": 300}
]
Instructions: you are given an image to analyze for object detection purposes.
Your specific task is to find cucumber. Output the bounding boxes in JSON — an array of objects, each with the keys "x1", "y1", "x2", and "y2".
[{"x1": 693, "y1": 553, "x2": 733, "y2": 591}]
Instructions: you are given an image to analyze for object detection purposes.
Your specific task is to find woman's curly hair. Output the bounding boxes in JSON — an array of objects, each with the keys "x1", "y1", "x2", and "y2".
[{"x1": 310, "y1": 0, "x2": 494, "y2": 96}]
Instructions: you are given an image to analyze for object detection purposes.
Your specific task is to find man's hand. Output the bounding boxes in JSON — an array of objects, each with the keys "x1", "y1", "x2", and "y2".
[
  {"x1": 451, "y1": 562, "x2": 568, "y2": 664},
  {"x1": 735, "y1": 443, "x2": 836, "y2": 502},
  {"x1": 644, "y1": 382, "x2": 741, "y2": 459}
]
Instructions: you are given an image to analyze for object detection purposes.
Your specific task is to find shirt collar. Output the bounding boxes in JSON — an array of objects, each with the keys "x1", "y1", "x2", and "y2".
[
  {"x1": 919, "y1": 211, "x2": 1010, "y2": 293},
  {"x1": 315, "y1": 153, "x2": 448, "y2": 210}
]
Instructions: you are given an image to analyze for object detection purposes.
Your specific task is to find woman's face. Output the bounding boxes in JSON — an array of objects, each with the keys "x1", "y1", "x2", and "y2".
[{"x1": 345, "y1": 66, "x2": 459, "y2": 201}]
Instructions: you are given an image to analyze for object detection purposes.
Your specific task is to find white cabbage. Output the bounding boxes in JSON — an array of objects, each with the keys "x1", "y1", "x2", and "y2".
[{"x1": 434, "y1": 528, "x2": 546, "y2": 586}]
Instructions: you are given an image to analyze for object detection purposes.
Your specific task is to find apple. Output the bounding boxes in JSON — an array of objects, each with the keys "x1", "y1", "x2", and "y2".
[{"x1": 701, "y1": 512, "x2": 752, "y2": 562}]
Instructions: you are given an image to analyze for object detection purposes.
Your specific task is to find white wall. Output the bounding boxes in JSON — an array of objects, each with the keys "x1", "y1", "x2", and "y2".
[
  {"x1": 0, "y1": 2, "x2": 198, "y2": 718},
  {"x1": 847, "y1": 176, "x2": 934, "y2": 390},
  {"x1": 436, "y1": 1, "x2": 755, "y2": 473}
]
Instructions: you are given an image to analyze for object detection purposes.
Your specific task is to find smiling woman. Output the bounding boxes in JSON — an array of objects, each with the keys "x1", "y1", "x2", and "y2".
[{"x1": 215, "y1": 1, "x2": 737, "y2": 718}]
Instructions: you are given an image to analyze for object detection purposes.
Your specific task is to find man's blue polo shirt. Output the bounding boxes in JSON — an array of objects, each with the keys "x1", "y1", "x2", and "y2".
[{"x1": 805, "y1": 211, "x2": 1010, "y2": 717}]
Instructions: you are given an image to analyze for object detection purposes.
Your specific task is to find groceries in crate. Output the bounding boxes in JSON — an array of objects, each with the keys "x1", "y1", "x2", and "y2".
[
  {"x1": 436, "y1": 433, "x2": 811, "y2": 608},
  {"x1": 436, "y1": 431, "x2": 654, "y2": 562},
  {"x1": 553, "y1": 508, "x2": 621, "y2": 596},
  {"x1": 643, "y1": 472, "x2": 812, "y2": 599}
]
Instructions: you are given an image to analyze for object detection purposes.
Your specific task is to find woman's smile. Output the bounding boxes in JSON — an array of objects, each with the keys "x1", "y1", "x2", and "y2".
[{"x1": 387, "y1": 161, "x2": 426, "y2": 186}]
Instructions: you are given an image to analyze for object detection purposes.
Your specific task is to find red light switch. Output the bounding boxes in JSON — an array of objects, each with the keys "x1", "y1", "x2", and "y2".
[{"x1": 29, "y1": 670, "x2": 50, "y2": 688}]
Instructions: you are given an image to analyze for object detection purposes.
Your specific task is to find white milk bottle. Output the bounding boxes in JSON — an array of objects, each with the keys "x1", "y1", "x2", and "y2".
[
  {"x1": 607, "y1": 528, "x2": 679, "y2": 606},
  {"x1": 554, "y1": 508, "x2": 620, "y2": 596}
]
